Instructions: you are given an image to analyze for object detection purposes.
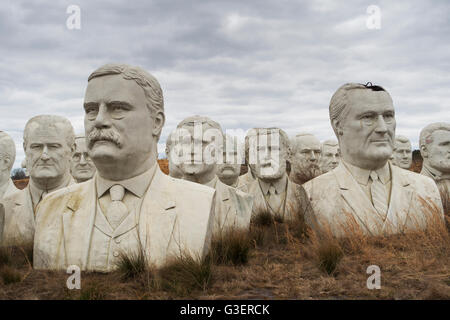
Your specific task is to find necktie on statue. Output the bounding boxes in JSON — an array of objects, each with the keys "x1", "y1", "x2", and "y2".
[
  {"x1": 106, "y1": 184, "x2": 129, "y2": 229},
  {"x1": 369, "y1": 171, "x2": 388, "y2": 218},
  {"x1": 267, "y1": 184, "x2": 282, "y2": 214}
]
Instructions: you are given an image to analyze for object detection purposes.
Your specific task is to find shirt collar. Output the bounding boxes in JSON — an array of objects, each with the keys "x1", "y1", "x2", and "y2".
[
  {"x1": 204, "y1": 175, "x2": 219, "y2": 189},
  {"x1": 96, "y1": 163, "x2": 157, "y2": 199},
  {"x1": 259, "y1": 174, "x2": 288, "y2": 195},
  {"x1": 29, "y1": 174, "x2": 73, "y2": 207},
  {"x1": 343, "y1": 160, "x2": 391, "y2": 185}
]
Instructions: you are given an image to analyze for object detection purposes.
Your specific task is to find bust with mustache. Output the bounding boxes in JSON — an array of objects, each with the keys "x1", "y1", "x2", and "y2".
[{"x1": 33, "y1": 64, "x2": 216, "y2": 272}]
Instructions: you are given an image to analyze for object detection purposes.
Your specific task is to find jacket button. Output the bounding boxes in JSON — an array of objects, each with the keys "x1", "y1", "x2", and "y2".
[
  {"x1": 113, "y1": 251, "x2": 120, "y2": 257},
  {"x1": 115, "y1": 238, "x2": 121, "y2": 244}
]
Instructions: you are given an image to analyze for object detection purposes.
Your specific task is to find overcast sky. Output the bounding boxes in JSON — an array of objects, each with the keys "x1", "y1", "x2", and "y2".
[{"x1": 1, "y1": 0, "x2": 449, "y2": 169}]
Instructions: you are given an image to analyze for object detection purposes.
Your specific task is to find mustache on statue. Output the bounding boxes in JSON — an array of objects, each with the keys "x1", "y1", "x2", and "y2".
[{"x1": 88, "y1": 128, "x2": 122, "y2": 148}]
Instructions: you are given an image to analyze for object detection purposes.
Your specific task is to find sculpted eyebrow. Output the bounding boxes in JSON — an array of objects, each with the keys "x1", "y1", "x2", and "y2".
[
  {"x1": 83, "y1": 102, "x2": 98, "y2": 109},
  {"x1": 108, "y1": 101, "x2": 133, "y2": 108}
]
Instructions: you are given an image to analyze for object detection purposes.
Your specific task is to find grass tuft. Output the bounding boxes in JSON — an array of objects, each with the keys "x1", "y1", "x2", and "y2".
[
  {"x1": 210, "y1": 228, "x2": 251, "y2": 266},
  {"x1": 157, "y1": 254, "x2": 213, "y2": 296},
  {"x1": 0, "y1": 266, "x2": 22, "y2": 285},
  {"x1": 115, "y1": 250, "x2": 148, "y2": 280}
]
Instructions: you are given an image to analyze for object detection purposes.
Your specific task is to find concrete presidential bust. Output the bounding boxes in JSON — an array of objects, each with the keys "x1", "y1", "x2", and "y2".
[
  {"x1": 318, "y1": 139, "x2": 340, "y2": 174},
  {"x1": 34, "y1": 64, "x2": 216, "y2": 271},
  {"x1": 217, "y1": 134, "x2": 244, "y2": 189},
  {"x1": 289, "y1": 133, "x2": 322, "y2": 185},
  {"x1": 175, "y1": 116, "x2": 253, "y2": 235},
  {"x1": 70, "y1": 135, "x2": 96, "y2": 183},
  {"x1": 2, "y1": 115, "x2": 75, "y2": 246},
  {"x1": 246, "y1": 128, "x2": 312, "y2": 222},
  {"x1": 419, "y1": 122, "x2": 450, "y2": 204},
  {"x1": 304, "y1": 83, "x2": 444, "y2": 237},
  {"x1": 391, "y1": 135, "x2": 412, "y2": 169},
  {"x1": 0, "y1": 131, "x2": 18, "y2": 201}
]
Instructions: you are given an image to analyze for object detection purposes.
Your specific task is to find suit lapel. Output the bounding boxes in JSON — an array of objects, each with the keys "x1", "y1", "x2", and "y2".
[
  {"x1": 334, "y1": 164, "x2": 379, "y2": 235},
  {"x1": 383, "y1": 164, "x2": 412, "y2": 234},
  {"x1": 138, "y1": 168, "x2": 177, "y2": 267},
  {"x1": 63, "y1": 178, "x2": 97, "y2": 269}
]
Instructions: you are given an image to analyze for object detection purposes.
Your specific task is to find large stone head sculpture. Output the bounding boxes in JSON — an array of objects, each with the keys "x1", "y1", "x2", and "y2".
[
  {"x1": 419, "y1": 122, "x2": 450, "y2": 176},
  {"x1": 391, "y1": 135, "x2": 412, "y2": 169},
  {"x1": 217, "y1": 134, "x2": 243, "y2": 186},
  {"x1": 176, "y1": 115, "x2": 223, "y2": 184},
  {"x1": 165, "y1": 129, "x2": 183, "y2": 179},
  {"x1": 70, "y1": 135, "x2": 96, "y2": 183},
  {"x1": 84, "y1": 63, "x2": 165, "y2": 180},
  {"x1": 319, "y1": 139, "x2": 340, "y2": 173},
  {"x1": 23, "y1": 115, "x2": 75, "y2": 187},
  {"x1": 0, "y1": 131, "x2": 16, "y2": 181},
  {"x1": 330, "y1": 83, "x2": 395, "y2": 170},
  {"x1": 249, "y1": 128, "x2": 290, "y2": 182},
  {"x1": 289, "y1": 133, "x2": 321, "y2": 183}
]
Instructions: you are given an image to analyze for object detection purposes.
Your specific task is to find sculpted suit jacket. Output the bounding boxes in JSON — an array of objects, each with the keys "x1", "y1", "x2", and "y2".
[
  {"x1": 303, "y1": 162, "x2": 444, "y2": 237},
  {"x1": 210, "y1": 176, "x2": 253, "y2": 234},
  {"x1": 247, "y1": 174, "x2": 313, "y2": 222},
  {"x1": 2, "y1": 178, "x2": 75, "y2": 246},
  {"x1": 0, "y1": 179, "x2": 18, "y2": 201},
  {"x1": 33, "y1": 166, "x2": 216, "y2": 271},
  {"x1": 2, "y1": 185, "x2": 36, "y2": 245}
]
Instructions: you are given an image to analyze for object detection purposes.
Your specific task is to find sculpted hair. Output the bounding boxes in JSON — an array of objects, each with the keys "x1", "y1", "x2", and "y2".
[
  {"x1": 0, "y1": 131, "x2": 16, "y2": 171},
  {"x1": 321, "y1": 139, "x2": 338, "y2": 153},
  {"x1": 177, "y1": 115, "x2": 223, "y2": 134},
  {"x1": 419, "y1": 122, "x2": 450, "y2": 148},
  {"x1": 329, "y1": 82, "x2": 388, "y2": 136},
  {"x1": 249, "y1": 127, "x2": 290, "y2": 154},
  {"x1": 394, "y1": 135, "x2": 410, "y2": 145},
  {"x1": 23, "y1": 115, "x2": 75, "y2": 150},
  {"x1": 88, "y1": 63, "x2": 164, "y2": 117}
]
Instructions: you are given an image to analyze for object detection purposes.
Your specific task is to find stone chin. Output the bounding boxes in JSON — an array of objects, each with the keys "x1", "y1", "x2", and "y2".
[{"x1": 32, "y1": 166, "x2": 60, "y2": 179}]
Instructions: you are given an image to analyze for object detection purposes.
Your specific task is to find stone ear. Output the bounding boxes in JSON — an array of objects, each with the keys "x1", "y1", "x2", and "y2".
[
  {"x1": 332, "y1": 119, "x2": 343, "y2": 136},
  {"x1": 420, "y1": 144, "x2": 428, "y2": 158},
  {"x1": 153, "y1": 111, "x2": 165, "y2": 138}
]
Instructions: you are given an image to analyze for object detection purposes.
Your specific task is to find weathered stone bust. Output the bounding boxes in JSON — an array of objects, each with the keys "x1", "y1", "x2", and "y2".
[
  {"x1": 391, "y1": 135, "x2": 412, "y2": 169},
  {"x1": 0, "y1": 131, "x2": 18, "y2": 201},
  {"x1": 165, "y1": 129, "x2": 183, "y2": 179},
  {"x1": 2, "y1": 115, "x2": 76, "y2": 245},
  {"x1": 176, "y1": 116, "x2": 252, "y2": 234},
  {"x1": 304, "y1": 83, "x2": 444, "y2": 237},
  {"x1": 419, "y1": 122, "x2": 450, "y2": 202},
  {"x1": 246, "y1": 128, "x2": 312, "y2": 221},
  {"x1": 70, "y1": 135, "x2": 96, "y2": 183},
  {"x1": 217, "y1": 134, "x2": 243, "y2": 188},
  {"x1": 34, "y1": 64, "x2": 216, "y2": 272},
  {"x1": 289, "y1": 133, "x2": 322, "y2": 185},
  {"x1": 318, "y1": 139, "x2": 340, "y2": 174}
]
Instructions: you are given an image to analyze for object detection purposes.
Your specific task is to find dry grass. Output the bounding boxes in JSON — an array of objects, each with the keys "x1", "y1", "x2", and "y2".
[{"x1": 0, "y1": 200, "x2": 449, "y2": 299}]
